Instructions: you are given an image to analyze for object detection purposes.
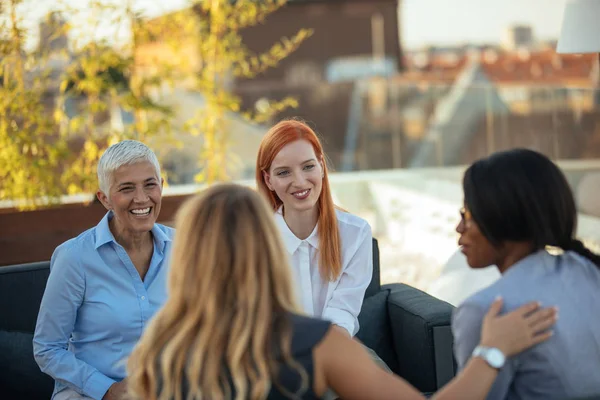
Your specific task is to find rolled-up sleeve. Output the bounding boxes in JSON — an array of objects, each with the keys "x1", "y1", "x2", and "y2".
[
  {"x1": 33, "y1": 244, "x2": 115, "y2": 400},
  {"x1": 452, "y1": 302, "x2": 516, "y2": 400},
  {"x1": 322, "y1": 223, "x2": 373, "y2": 336}
]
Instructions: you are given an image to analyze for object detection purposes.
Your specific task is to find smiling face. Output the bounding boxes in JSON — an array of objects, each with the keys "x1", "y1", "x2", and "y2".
[
  {"x1": 263, "y1": 139, "x2": 324, "y2": 214},
  {"x1": 456, "y1": 207, "x2": 500, "y2": 269},
  {"x1": 96, "y1": 161, "x2": 163, "y2": 236}
]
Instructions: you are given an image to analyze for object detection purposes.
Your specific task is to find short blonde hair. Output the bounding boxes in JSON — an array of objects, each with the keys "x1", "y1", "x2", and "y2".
[{"x1": 97, "y1": 140, "x2": 160, "y2": 193}]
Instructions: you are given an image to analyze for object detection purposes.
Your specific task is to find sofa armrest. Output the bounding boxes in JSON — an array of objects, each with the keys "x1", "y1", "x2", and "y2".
[{"x1": 383, "y1": 283, "x2": 456, "y2": 394}]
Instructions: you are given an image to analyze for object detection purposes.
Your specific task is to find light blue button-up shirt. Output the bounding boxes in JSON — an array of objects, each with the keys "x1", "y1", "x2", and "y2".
[{"x1": 33, "y1": 212, "x2": 174, "y2": 400}]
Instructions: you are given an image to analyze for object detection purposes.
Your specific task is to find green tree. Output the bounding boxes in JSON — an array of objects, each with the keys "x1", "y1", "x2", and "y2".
[
  {"x1": 0, "y1": 0, "x2": 69, "y2": 208},
  {"x1": 185, "y1": 0, "x2": 312, "y2": 183},
  {"x1": 0, "y1": 0, "x2": 183, "y2": 206},
  {"x1": 0, "y1": 0, "x2": 311, "y2": 207},
  {"x1": 55, "y1": 0, "x2": 179, "y2": 195}
]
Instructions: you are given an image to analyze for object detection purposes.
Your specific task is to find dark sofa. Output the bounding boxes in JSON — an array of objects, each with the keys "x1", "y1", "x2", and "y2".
[
  {"x1": 357, "y1": 239, "x2": 456, "y2": 395},
  {"x1": 0, "y1": 238, "x2": 457, "y2": 399}
]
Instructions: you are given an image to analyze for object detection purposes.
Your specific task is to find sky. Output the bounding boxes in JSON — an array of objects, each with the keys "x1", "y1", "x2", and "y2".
[
  {"x1": 402, "y1": 0, "x2": 569, "y2": 48},
  {"x1": 17, "y1": 0, "x2": 569, "y2": 50}
]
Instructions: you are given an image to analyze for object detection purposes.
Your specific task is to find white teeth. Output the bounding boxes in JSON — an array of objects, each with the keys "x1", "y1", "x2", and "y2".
[
  {"x1": 293, "y1": 190, "x2": 309, "y2": 197},
  {"x1": 131, "y1": 208, "x2": 151, "y2": 215}
]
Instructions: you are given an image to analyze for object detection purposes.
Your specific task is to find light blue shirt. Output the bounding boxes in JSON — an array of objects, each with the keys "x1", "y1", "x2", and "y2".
[
  {"x1": 452, "y1": 250, "x2": 600, "y2": 400},
  {"x1": 33, "y1": 212, "x2": 174, "y2": 400}
]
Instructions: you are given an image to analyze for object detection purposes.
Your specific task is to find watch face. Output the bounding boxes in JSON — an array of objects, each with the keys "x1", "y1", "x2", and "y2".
[{"x1": 487, "y1": 348, "x2": 506, "y2": 368}]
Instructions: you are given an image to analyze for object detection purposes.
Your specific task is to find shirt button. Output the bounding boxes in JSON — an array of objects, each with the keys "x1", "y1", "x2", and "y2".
[{"x1": 141, "y1": 296, "x2": 146, "y2": 300}]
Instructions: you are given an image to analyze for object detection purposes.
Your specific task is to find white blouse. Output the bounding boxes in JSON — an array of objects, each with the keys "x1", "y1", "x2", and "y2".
[{"x1": 274, "y1": 207, "x2": 373, "y2": 336}]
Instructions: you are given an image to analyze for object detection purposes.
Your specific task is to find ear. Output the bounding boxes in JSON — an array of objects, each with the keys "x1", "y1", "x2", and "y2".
[
  {"x1": 96, "y1": 190, "x2": 112, "y2": 211},
  {"x1": 160, "y1": 177, "x2": 165, "y2": 190},
  {"x1": 319, "y1": 158, "x2": 325, "y2": 178},
  {"x1": 262, "y1": 170, "x2": 274, "y2": 191}
]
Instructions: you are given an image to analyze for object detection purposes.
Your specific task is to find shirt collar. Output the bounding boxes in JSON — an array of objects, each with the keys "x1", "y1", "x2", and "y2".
[
  {"x1": 274, "y1": 206, "x2": 319, "y2": 254},
  {"x1": 94, "y1": 211, "x2": 172, "y2": 251},
  {"x1": 95, "y1": 211, "x2": 116, "y2": 249},
  {"x1": 502, "y1": 249, "x2": 552, "y2": 278}
]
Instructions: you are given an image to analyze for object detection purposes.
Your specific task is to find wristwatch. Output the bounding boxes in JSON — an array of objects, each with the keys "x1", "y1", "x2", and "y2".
[{"x1": 472, "y1": 345, "x2": 506, "y2": 369}]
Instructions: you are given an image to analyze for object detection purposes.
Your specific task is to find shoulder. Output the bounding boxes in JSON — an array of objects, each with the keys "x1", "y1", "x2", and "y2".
[
  {"x1": 458, "y1": 252, "x2": 563, "y2": 314},
  {"x1": 288, "y1": 313, "x2": 331, "y2": 350},
  {"x1": 289, "y1": 313, "x2": 331, "y2": 334},
  {"x1": 451, "y1": 286, "x2": 499, "y2": 364},
  {"x1": 335, "y1": 209, "x2": 371, "y2": 236},
  {"x1": 334, "y1": 210, "x2": 372, "y2": 255},
  {"x1": 453, "y1": 282, "x2": 503, "y2": 333},
  {"x1": 453, "y1": 271, "x2": 526, "y2": 335},
  {"x1": 461, "y1": 284, "x2": 500, "y2": 311},
  {"x1": 49, "y1": 228, "x2": 97, "y2": 277},
  {"x1": 155, "y1": 223, "x2": 176, "y2": 240},
  {"x1": 52, "y1": 227, "x2": 96, "y2": 263},
  {"x1": 563, "y1": 250, "x2": 599, "y2": 276}
]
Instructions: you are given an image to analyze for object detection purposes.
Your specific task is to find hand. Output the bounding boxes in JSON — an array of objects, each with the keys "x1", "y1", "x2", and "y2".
[
  {"x1": 480, "y1": 297, "x2": 557, "y2": 357},
  {"x1": 102, "y1": 380, "x2": 128, "y2": 400}
]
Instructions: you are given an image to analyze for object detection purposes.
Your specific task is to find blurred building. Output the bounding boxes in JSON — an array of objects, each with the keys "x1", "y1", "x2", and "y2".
[
  {"x1": 399, "y1": 49, "x2": 598, "y2": 115},
  {"x1": 234, "y1": 0, "x2": 403, "y2": 167},
  {"x1": 234, "y1": 0, "x2": 403, "y2": 87},
  {"x1": 501, "y1": 24, "x2": 534, "y2": 51},
  {"x1": 349, "y1": 48, "x2": 600, "y2": 170},
  {"x1": 136, "y1": 0, "x2": 404, "y2": 170}
]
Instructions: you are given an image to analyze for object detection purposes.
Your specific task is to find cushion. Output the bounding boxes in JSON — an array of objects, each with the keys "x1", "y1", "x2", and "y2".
[{"x1": 357, "y1": 289, "x2": 398, "y2": 373}]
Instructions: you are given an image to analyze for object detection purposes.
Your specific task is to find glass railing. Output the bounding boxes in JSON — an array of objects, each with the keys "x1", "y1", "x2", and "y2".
[
  {"x1": 348, "y1": 80, "x2": 600, "y2": 171},
  {"x1": 229, "y1": 79, "x2": 600, "y2": 177},
  {"x1": 324, "y1": 164, "x2": 600, "y2": 306},
  {"x1": 222, "y1": 78, "x2": 600, "y2": 306}
]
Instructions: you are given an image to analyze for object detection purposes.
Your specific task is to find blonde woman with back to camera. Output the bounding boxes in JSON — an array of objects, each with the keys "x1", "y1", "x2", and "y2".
[{"x1": 127, "y1": 183, "x2": 557, "y2": 400}]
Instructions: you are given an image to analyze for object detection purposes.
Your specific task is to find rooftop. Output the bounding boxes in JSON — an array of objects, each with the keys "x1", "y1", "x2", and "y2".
[{"x1": 399, "y1": 49, "x2": 598, "y2": 87}]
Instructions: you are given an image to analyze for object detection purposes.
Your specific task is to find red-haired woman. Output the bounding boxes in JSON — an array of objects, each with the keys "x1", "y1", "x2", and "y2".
[{"x1": 256, "y1": 119, "x2": 372, "y2": 341}]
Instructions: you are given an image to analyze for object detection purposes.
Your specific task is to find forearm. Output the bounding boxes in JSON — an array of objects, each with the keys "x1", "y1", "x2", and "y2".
[
  {"x1": 432, "y1": 357, "x2": 497, "y2": 400},
  {"x1": 34, "y1": 343, "x2": 115, "y2": 399}
]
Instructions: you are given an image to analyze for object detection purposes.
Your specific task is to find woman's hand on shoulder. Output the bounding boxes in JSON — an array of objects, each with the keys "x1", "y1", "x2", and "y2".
[{"x1": 480, "y1": 297, "x2": 558, "y2": 357}]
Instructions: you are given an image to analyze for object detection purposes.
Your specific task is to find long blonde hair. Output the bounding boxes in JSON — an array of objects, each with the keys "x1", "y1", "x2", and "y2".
[{"x1": 127, "y1": 184, "x2": 308, "y2": 400}]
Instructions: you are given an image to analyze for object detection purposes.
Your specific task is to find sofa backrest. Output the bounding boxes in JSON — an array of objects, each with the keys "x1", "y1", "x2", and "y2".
[
  {"x1": 0, "y1": 262, "x2": 54, "y2": 398},
  {"x1": 0, "y1": 239, "x2": 382, "y2": 333},
  {"x1": 365, "y1": 238, "x2": 382, "y2": 299},
  {"x1": 0, "y1": 261, "x2": 50, "y2": 333}
]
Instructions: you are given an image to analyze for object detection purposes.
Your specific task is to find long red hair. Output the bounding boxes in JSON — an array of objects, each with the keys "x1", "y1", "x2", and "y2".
[{"x1": 256, "y1": 119, "x2": 342, "y2": 282}]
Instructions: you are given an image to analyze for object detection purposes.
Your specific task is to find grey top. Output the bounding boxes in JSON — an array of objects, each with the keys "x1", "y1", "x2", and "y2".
[{"x1": 452, "y1": 250, "x2": 600, "y2": 400}]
